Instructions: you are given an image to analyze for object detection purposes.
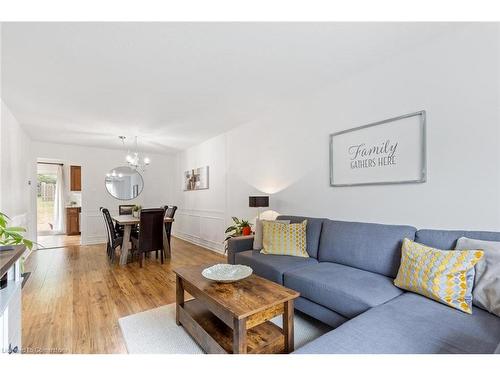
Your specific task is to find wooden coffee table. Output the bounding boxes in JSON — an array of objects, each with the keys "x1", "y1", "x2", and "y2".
[{"x1": 174, "y1": 264, "x2": 300, "y2": 354}]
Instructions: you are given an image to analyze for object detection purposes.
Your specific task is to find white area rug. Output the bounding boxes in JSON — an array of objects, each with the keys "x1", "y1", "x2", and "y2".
[{"x1": 118, "y1": 303, "x2": 331, "y2": 354}]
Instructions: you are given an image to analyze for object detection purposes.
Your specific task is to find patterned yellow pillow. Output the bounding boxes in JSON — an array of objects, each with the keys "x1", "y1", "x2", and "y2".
[
  {"x1": 261, "y1": 220, "x2": 309, "y2": 258},
  {"x1": 394, "y1": 238, "x2": 483, "y2": 314}
]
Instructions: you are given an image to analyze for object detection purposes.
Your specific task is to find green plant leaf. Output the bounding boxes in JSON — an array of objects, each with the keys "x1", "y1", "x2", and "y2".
[
  {"x1": 23, "y1": 239, "x2": 34, "y2": 250},
  {"x1": 4, "y1": 232, "x2": 22, "y2": 241},
  {"x1": 5, "y1": 227, "x2": 26, "y2": 232},
  {"x1": 225, "y1": 226, "x2": 237, "y2": 233},
  {"x1": 0, "y1": 211, "x2": 32, "y2": 250}
]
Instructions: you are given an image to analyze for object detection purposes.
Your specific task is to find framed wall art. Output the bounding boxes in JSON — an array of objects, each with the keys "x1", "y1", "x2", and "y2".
[
  {"x1": 329, "y1": 111, "x2": 426, "y2": 187},
  {"x1": 184, "y1": 166, "x2": 209, "y2": 191}
]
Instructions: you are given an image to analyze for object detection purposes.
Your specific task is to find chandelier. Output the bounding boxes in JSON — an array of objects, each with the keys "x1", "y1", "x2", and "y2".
[{"x1": 119, "y1": 136, "x2": 150, "y2": 172}]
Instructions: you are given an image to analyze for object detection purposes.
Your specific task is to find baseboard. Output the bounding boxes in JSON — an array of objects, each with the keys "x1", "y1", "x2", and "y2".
[
  {"x1": 173, "y1": 232, "x2": 225, "y2": 254},
  {"x1": 82, "y1": 235, "x2": 106, "y2": 246},
  {"x1": 70, "y1": 231, "x2": 223, "y2": 254}
]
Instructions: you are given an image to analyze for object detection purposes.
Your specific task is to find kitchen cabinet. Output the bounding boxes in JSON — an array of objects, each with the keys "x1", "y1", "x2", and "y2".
[
  {"x1": 66, "y1": 207, "x2": 81, "y2": 235},
  {"x1": 70, "y1": 165, "x2": 81, "y2": 191}
]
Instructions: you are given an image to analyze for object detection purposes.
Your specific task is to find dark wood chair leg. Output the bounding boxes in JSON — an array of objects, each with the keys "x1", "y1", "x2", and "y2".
[
  {"x1": 160, "y1": 248, "x2": 164, "y2": 264},
  {"x1": 139, "y1": 252, "x2": 144, "y2": 267},
  {"x1": 156, "y1": 250, "x2": 158, "y2": 259}
]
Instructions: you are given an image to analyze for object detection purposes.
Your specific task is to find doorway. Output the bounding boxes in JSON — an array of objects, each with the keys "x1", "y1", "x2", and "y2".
[{"x1": 36, "y1": 161, "x2": 81, "y2": 249}]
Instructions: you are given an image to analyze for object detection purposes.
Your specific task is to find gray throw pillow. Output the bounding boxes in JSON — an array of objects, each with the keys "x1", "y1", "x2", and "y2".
[
  {"x1": 455, "y1": 237, "x2": 500, "y2": 317},
  {"x1": 253, "y1": 218, "x2": 290, "y2": 250}
]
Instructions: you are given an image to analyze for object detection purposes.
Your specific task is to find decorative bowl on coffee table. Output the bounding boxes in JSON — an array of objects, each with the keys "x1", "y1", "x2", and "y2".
[{"x1": 202, "y1": 264, "x2": 253, "y2": 283}]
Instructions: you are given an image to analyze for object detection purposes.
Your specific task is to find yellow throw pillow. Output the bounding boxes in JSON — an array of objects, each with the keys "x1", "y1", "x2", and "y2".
[
  {"x1": 261, "y1": 220, "x2": 309, "y2": 258},
  {"x1": 394, "y1": 238, "x2": 483, "y2": 314}
]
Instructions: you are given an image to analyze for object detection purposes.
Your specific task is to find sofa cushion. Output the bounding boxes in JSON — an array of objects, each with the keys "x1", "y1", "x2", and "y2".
[
  {"x1": 261, "y1": 220, "x2": 309, "y2": 257},
  {"x1": 394, "y1": 238, "x2": 483, "y2": 314},
  {"x1": 318, "y1": 220, "x2": 416, "y2": 277},
  {"x1": 295, "y1": 296, "x2": 347, "y2": 328},
  {"x1": 253, "y1": 219, "x2": 290, "y2": 250},
  {"x1": 294, "y1": 292, "x2": 500, "y2": 354},
  {"x1": 415, "y1": 229, "x2": 500, "y2": 250},
  {"x1": 234, "y1": 250, "x2": 317, "y2": 284},
  {"x1": 455, "y1": 237, "x2": 500, "y2": 316},
  {"x1": 284, "y1": 262, "x2": 403, "y2": 318},
  {"x1": 276, "y1": 216, "x2": 324, "y2": 258}
]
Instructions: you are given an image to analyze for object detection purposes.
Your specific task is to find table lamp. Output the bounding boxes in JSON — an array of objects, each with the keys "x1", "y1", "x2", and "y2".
[{"x1": 249, "y1": 196, "x2": 269, "y2": 220}]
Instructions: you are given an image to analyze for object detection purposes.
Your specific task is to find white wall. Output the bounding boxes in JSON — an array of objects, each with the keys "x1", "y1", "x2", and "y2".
[
  {"x1": 0, "y1": 22, "x2": 34, "y2": 244},
  {"x1": 172, "y1": 134, "x2": 227, "y2": 252},
  {"x1": 31, "y1": 141, "x2": 176, "y2": 245},
  {"x1": 175, "y1": 23, "x2": 500, "y2": 252},
  {"x1": 0, "y1": 100, "x2": 33, "y2": 239}
]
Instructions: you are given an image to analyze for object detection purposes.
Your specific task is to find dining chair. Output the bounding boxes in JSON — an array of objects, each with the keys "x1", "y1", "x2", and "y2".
[
  {"x1": 100, "y1": 207, "x2": 112, "y2": 258},
  {"x1": 131, "y1": 208, "x2": 166, "y2": 267},
  {"x1": 163, "y1": 205, "x2": 178, "y2": 246},
  {"x1": 101, "y1": 207, "x2": 123, "y2": 263}
]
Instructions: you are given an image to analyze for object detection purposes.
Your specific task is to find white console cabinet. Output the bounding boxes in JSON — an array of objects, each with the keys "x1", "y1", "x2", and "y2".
[{"x1": 0, "y1": 246, "x2": 24, "y2": 355}]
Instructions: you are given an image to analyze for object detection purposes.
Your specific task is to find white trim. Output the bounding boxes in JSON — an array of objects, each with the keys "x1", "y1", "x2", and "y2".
[
  {"x1": 176, "y1": 212, "x2": 224, "y2": 221},
  {"x1": 176, "y1": 208, "x2": 224, "y2": 218},
  {"x1": 81, "y1": 235, "x2": 106, "y2": 246},
  {"x1": 173, "y1": 232, "x2": 224, "y2": 254},
  {"x1": 173, "y1": 208, "x2": 226, "y2": 254}
]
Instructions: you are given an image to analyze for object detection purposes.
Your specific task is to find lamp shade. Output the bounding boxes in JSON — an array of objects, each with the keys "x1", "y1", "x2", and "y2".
[{"x1": 249, "y1": 196, "x2": 269, "y2": 208}]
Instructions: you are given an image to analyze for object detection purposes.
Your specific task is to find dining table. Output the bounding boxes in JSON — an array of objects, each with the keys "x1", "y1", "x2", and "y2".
[{"x1": 112, "y1": 214, "x2": 175, "y2": 265}]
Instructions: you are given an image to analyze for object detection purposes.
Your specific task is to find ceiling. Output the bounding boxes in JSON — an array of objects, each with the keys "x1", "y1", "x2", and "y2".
[{"x1": 1, "y1": 22, "x2": 459, "y2": 154}]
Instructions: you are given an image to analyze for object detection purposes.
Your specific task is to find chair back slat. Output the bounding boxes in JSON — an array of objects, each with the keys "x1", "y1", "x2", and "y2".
[
  {"x1": 101, "y1": 207, "x2": 118, "y2": 240},
  {"x1": 162, "y1": 205, "x2": 177, "y2": 245},
  {"x1": 100, "y1": 207, "x2": 111, "y2": 244},
  {"x1": 165, "y1": 205, "x2": 178, "y2": 218}
]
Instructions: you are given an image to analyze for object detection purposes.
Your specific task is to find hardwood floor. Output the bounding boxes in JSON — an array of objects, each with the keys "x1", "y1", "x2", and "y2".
[
  {"x1": 37, "y1": 234, "x2": 81, "y2": 249},
  {"x1": 22, "y1": 237, "x2": 225, "y2": 354}
]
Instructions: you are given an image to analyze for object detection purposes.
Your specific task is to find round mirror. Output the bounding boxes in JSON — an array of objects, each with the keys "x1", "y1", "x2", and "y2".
[{"x1": 105, "y1": 166, "x2": 144, "y2": 200}]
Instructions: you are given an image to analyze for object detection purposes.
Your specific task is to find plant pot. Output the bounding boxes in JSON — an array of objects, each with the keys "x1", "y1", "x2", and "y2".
[
  {"x1": 241, "y1": 226, "x2": 251, "y2": 236},
  {"x1": 132, "y1": 211, "x2": 140, "y2": 218}
]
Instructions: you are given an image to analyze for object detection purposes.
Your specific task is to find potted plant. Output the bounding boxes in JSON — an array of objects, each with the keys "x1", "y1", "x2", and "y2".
[
  {"x1": 0, "y1": 211, "x2": 34, "y2": 251},
  {"x1": 132, "y1": 205, "x2": 142, "y2": 218},
  {"x1": 240, "y1": 220, "x2": 252, "y2": 236},
  {"x1": 223, "y1": 217, "x2": 252, "y2": 252}
]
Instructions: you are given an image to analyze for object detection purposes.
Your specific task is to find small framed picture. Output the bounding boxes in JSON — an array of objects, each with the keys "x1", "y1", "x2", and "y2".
[{"x1": 184, "y1": 166, "x2": 209, "y2": 191}]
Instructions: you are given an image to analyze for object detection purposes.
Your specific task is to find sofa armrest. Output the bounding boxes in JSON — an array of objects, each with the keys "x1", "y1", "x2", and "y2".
[{"x1": 227, "y1": 235, "x2": 254, "y2": 264}]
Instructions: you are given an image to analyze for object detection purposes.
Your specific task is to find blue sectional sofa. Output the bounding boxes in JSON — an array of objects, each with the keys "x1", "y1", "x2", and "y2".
[{"x1": 227, "y1": 215, "x2": 500, "y2": 354}]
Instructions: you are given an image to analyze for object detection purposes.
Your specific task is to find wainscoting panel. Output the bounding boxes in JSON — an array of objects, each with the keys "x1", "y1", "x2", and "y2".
[
  {"x1": 172, "y1": 209, "x2": 226, "y2": 253},
  {"x1": 81, "y1": 208, "x2": 110, "y2": 245},
  {"x1": 81, "y1": 208, "x2": 227, "y2": 253}
]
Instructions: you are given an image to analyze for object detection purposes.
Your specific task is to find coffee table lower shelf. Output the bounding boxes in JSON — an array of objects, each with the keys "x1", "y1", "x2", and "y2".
[{"x1": 177, "y1": 299, "x2": 285, "y2": 354}]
